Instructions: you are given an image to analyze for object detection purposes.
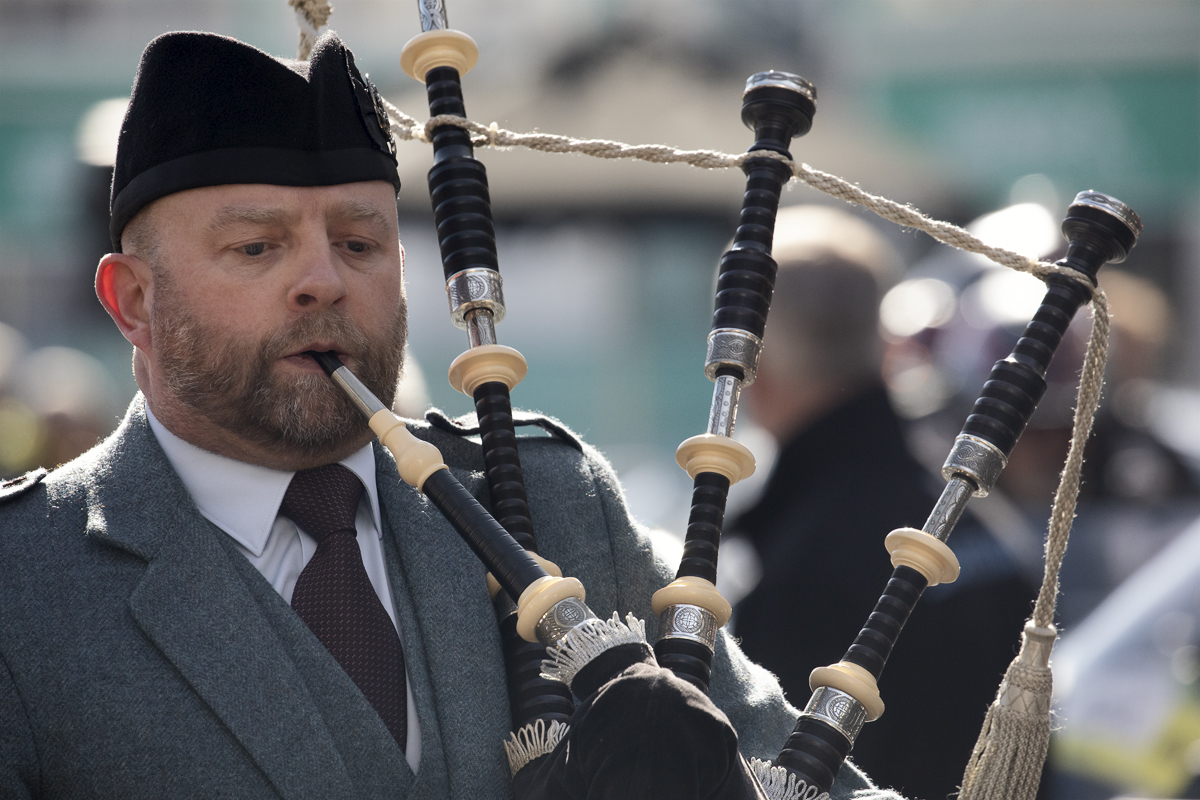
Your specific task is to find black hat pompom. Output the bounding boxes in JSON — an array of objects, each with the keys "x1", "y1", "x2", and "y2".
[{"x1": 110, "y1": 31, "x2": 399, "y2": 251}]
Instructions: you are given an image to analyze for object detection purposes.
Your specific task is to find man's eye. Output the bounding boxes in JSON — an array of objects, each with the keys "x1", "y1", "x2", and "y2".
[
  {"x1": 346, "y1": 240, "x2": 368, "y2": 253},
  {"x1": 241, "y1": 242, "x2": 267, "y2": 256}
]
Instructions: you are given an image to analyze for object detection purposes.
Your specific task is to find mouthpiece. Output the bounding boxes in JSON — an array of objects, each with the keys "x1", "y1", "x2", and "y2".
[
  {"x1": 305, "y1": 350, "x2": 345, "y2": 376},
  {"x1": 305, "y1": 350, "x2": 387, "y2": 419}
]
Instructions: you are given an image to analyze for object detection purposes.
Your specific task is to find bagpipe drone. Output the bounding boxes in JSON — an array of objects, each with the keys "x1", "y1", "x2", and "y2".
[{"x1": 293, "y1": 1, "x2": 1142, "y2": 798}]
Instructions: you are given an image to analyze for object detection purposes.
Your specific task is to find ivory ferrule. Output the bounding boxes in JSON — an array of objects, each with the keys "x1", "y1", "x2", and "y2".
[
  {"x1": 369, "y1": 409, "x2": 447, "y2": 491},
  {"x1": 400, "y1": 29, "x2": 479, "y2": 82},
  {"x1": 809, "y1": 661, "x2": 884, "y2": 722},
  {"x1": 884, "y1": 528, "x2": 960, "y2": 586},
  {"x1": 651, "y1": 576, "x2": 732, "y2": 628},
  {"x1": 447, "y1": 344, "x2": 528, "y2": 395},
  {"x1": 675, "y1": 434, "x2": 756, "y2": 484}
]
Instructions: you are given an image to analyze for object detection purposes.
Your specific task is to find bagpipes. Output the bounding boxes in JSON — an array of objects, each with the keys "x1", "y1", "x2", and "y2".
[{"x1": 293, "y1": 1, "x2": 1142, "y2": 797}]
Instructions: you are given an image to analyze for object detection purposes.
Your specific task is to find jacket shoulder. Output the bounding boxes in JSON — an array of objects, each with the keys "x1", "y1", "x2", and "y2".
[
  {"x1": 0, "y1": 449, "x2": 102, "y2": 534},
  {"x1": 0, "y1": 468, "x2": 48, "y2": 506},
  {"x1": 422, "y1": 408, "x2": 584, "y2": 451},
  {"x1": 406, "y1": 408, "x2": 588, "y2": 473}
]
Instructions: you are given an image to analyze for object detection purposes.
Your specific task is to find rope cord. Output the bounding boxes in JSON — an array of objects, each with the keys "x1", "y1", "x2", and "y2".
[
  {"x1": 381, "y1": 102, "x2": 1095, "y2": 289},
  {"x1": 289, "y1": 0, "x2": 331, "y2": 59},
  {"x1": 382, "y1": 98, "x2": 1108, "y2": 626},
  {"x1": 1031, "y1": 289, "x2": 1108, "y2": 628}
]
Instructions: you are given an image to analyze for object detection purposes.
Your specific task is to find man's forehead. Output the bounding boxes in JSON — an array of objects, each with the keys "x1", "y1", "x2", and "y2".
[{"x1": 158, "y1": 182, "x2": 399, "y2": 226}]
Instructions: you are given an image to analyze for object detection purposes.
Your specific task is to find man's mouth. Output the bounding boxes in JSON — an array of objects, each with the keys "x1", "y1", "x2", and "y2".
[{"x1": 282, "y1": 345, "x2": 348, "y2": 372}]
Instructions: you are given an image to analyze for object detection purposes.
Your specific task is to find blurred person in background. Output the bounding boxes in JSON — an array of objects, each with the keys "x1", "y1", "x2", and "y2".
[
  {"x1": 729, "y1": 204, "x2": 1036, "y2": 800},
  {"x1": 894, "y1": 235, "x2": 1200, "y2": 624},
  {"x1": 0, "y1": 323, "x2": 123, "y2": 477}
]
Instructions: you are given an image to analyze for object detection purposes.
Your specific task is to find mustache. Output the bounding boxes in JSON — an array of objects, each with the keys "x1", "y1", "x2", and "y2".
[{"x1": 261, "y1": 311, "x2": 371, "y2": 364}]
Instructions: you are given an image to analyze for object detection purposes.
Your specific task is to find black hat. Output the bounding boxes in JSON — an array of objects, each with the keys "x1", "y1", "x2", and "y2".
[{"x1": 110, "y1": 31, "x2": 399, "y2": 251}]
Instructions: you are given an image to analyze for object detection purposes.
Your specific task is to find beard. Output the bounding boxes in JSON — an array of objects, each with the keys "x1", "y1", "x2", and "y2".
[{"x1": 151, "y1": 278, "x2": 407, "y2": 462}]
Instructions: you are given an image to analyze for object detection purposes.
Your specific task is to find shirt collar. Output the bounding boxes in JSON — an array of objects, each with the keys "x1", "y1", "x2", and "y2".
[{"x1": 147, "y1": 407, "x2": 382, "y2": 557}]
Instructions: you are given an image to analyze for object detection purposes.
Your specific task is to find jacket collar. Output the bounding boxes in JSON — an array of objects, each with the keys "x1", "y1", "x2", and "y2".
[
  {"x1": 372, "y1": 438, "x2": 516, "y2": 799},
  {"x1": 83, "y1": 395, "x2": 364, "y2": 800}
]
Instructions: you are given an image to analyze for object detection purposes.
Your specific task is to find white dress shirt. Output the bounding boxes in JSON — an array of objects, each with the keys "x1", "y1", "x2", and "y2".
[{"x1": 147, "y1": 409, "x2": 421, "y2": 771}]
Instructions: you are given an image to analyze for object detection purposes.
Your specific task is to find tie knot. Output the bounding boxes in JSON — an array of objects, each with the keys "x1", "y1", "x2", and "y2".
[{"x1": 280, "y1": 464, "x2": 364, "y2": 542}]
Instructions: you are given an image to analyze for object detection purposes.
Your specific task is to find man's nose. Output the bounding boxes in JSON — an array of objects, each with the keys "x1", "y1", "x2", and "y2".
[{"x1": 287, "y1": 245, "x2": 348, "y2": 312}]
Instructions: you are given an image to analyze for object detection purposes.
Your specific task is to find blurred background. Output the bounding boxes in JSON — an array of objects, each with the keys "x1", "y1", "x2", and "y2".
[{"x1": 1, "y1": 0, "x2": 1199, "y2": 797}]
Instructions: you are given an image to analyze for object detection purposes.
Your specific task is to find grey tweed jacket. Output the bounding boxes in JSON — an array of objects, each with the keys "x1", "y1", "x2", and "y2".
[{"x1": 0, "y1": 397, "x2": 899, "y2": 800}]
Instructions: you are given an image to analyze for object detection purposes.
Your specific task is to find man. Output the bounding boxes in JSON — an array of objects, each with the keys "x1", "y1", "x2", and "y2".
[
  {"x1": 731, "y1": 205, "x2": 1036, "y2": 800},
  {"x1": 0, "y1": 32, "x2": 900, "y2": 800}
]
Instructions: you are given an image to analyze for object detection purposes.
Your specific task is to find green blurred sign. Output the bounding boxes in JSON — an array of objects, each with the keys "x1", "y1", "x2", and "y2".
[{"x1": 879, "y1": 67, "x2": 1200, "y2": 214}]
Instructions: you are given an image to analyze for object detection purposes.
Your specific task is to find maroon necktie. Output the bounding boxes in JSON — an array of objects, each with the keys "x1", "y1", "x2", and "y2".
[{"x1": 283, "y1": 464, "x2": 406, "y2": 751}]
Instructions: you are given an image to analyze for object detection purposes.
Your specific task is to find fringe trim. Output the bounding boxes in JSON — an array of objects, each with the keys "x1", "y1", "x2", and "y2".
[
  {"x1": 540, "y1": 612, "x2": 647, "y2": 688},
  {"x1": 503, "y1": 719, "x2": 569, "y2": 777},
  {"x1": 748, "y1": 758, "x2": 829, "y2": 800}
]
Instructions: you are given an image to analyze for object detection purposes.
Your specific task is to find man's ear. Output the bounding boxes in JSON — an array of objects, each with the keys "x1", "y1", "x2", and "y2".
[{"x1": 96, "y1": 253, "x2": 153, "y2": 352}]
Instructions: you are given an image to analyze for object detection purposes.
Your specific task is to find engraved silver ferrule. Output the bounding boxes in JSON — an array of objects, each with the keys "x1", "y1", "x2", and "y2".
[
  {"x1": 705, "y1": 329, "x2": 764, "y2": 385},
  {"x1": 656, "y1": 604, "x2": 718, "y2": 650},
  {"x1": 447, "y1": 268, "x2": 506, "y2": 329},
  {"x1": 942, "y1": 434, "x2": 1007, "y2": 496},
  {"x1": 923, "y1": 476, "x2": 975, "y2": 542},
  {"x1": 707, "y1": 374, "x2": 743, "y2": 437},
  {"x1": 465, "y1": 309, "x2": 497, "y2": 347},
  {"x1": 418, "y1": 0, "x2": 448, "y2": 31},
  {"x1": 803, "y1": 686, "x2": 867, "y2": 743},
  {"x1": 331, "y1": 366, "x2": 387, "y2": 419},
  {"x1": 535, "y1": 597, "x2": 597, "y2": 649}
]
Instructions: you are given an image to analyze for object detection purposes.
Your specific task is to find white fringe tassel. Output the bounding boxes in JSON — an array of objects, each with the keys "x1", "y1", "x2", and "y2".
[
  {"x1": 503, "y1": 718, "x2": 569, "y2": 776},
  {"x1": 540, "y1": 612, "x2": 647, "y2": 688},
  {"x1": 748, "y1": 758, "x2": 829, "y2": 800}
]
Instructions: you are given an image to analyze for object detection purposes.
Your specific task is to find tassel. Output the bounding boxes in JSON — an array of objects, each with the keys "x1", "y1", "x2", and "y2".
[
  {"x1": 747, "y1": 758, "x2": 828, "y2": 800},
  {"x1": 503, "y1": 718, "x2": 570, "y2": 776},
  {"x1": 957, "y1": 623, "x2": 1056, "y2": 800},
  {"x1": 541, "y1": 612, "x2": 647, "y2": 688}
]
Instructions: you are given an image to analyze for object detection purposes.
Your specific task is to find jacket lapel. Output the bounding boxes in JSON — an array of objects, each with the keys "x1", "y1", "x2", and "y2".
[
  {"x1": 374, "y1": 443, "x2": 516, "y2": 800},
  {"x1": 85, "y1": 399, "x2": 359, "y2": 800}
]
